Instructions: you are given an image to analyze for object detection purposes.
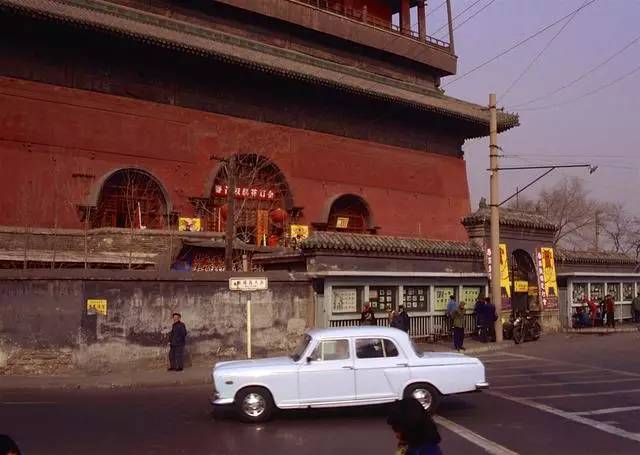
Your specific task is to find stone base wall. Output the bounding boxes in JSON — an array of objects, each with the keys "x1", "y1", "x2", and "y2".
[
  {"x1": 0, "y1": 270, "x2": 313, "y2": 375},
  {"x1": 540, "y1": 309, "x2": 562, "y2": 333}
]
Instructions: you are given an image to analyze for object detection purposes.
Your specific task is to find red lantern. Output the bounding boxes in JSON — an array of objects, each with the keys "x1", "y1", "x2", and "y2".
[
  {"x1": 270, "y1": 208, "x2": 288, "y2": 224},
  {"x1": 219, "y1": 204, "x2": 228, "y2": 220}
]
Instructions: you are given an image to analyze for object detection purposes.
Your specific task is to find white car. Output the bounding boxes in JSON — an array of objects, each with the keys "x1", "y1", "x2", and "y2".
[{"x1": 211, "y1": 326, "x2": 488, "y2": 422}]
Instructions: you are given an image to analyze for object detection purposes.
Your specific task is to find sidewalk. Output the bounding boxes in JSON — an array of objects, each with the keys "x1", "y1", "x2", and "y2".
[{"x1": 1, "y1": 338, "x2": 513, "y2": 391}]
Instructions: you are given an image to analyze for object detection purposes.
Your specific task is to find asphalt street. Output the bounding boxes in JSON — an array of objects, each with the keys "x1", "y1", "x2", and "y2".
[{"x1": 2, "y1": 332, "x2": 640, "y2": 454}]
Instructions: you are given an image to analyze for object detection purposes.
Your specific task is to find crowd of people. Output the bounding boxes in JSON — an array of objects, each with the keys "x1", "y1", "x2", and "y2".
[{"x1": 574, "y1": 292, "x2": 640, "y2": 328}]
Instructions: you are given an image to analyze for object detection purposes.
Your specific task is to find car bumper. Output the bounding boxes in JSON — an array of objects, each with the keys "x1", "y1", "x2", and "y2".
[
  {"x1": 475, "y1": 381, "x2": 490, "y2": 390},
  {"x1": 210, "y1": 393, "x2": 234, "y2": 406}
]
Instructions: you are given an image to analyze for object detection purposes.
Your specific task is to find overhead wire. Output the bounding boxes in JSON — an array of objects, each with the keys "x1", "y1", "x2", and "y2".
[
  {"x1": 431, "y1": 0, "x2": 485, "y2": 36},
  {"x1": 441, "y1": 0, "x2": 599, "y2": 88},
  {"x1": 508, "y1": 32, "x2": 640, "y2": 108},
  {"x1": 498, "y1": 0, "x2": 589, "y2": 103},
  {"x1": 437, "y1": 0, "x2": 497, "y2": 39},
  {"x1": 517, "y1": 62, "x2": 640, "y2": 111}
]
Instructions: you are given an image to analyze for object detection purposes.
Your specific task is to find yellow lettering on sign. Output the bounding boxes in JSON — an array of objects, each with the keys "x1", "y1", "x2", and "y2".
[
  {"x1": 336, "y1": 217, "x2": 349, "y2": 229},
  {"x1": 87, "y1": 299, "x2": 107, "y2": 316}
]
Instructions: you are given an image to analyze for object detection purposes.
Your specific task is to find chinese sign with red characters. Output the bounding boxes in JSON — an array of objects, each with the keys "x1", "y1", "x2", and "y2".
[{"x1": 214, "y1": 185, "x2": 276, "y2": 200}]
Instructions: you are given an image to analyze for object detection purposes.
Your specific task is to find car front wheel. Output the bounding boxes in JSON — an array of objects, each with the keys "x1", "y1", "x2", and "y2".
[
  {"x1": 404, "y1": 383, "x2": 440, "y2": 414},
  {"x1": 235, "y1": 387, "x2": 275, "y2": 423}
]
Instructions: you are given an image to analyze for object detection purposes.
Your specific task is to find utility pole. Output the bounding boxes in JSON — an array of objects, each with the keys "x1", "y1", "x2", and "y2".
[
  {"x1": 489, "y1": 93, "x2": 503, "y2": 342},
  {"x1": 224, "y1": 155, "x2": 237, "y2": 271}
]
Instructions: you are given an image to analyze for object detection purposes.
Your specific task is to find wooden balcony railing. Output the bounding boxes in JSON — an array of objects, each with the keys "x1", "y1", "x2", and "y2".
[{"x1": 292, "y1": 0, "x2": 451, "y2": 50}]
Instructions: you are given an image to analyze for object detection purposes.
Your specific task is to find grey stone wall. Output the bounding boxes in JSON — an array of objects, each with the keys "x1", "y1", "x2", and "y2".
[{"x1": 0, "y1": 271, "x2": 312, "y2": 374}]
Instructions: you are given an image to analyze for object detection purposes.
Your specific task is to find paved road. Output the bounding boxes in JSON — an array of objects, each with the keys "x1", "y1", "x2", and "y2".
[{"x1": 2, "y1": 332, "x2": 640, "y2": 454}]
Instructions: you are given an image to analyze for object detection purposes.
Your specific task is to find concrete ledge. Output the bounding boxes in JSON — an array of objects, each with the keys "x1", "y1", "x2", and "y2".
[{"x1": 564, "y1": 327, "x2": 639, "y2": 334}]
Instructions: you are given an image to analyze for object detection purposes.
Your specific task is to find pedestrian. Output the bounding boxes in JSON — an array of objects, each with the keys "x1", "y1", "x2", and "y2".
[
  {"x1": 0, "y1": 435, "x2": 21, "y2": 455},
  {"x1": 387, "y1": 398, "x2": 442, "y2": 455},
  {"x1": 388, "y1": 307, "x2": 397, "y2": 326},
  {"x1": 392, "y1": 305, "x2": 411, "y2": 333},
  {"x1": 168, "y1": 312, "x2": 187, "y2": 371},
  {"x1": 445, "y1": 294, "x2": 457, "y2": 335},
  {"x1": 632, "y1": 292, "x2": 640, "y2": 323},
  {"x1": 473, "y1": 297, "x2": 487, "y2": 341},
  {"x1": 452, "y1": 301, "x2": 466, "y2": 351},
  {"x1": 360, "y1": 303, "x2": 377, "y2": 326},
  {"x1": 605, "y1": 294, "x2": 615, "y2": 328}
]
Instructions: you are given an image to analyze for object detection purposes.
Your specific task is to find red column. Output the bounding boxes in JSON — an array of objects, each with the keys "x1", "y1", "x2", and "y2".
[
  {"x1": 400, "y1": 0, "x2": 411, "y2": 34},
  {"x1": 417, "y1": 1, "x2": 426, "y2": 40}
]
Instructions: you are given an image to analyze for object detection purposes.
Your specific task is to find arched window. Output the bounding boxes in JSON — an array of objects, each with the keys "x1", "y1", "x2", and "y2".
[
  {"x1": 203, "y1": 155, "x2": 291, "y2": 245},
  {"x1": 93, "y1": 169, "x2": 168, "y2": 229},
  {"x1": 327, "y1": 195, "x2": 371, "y2": 233}
]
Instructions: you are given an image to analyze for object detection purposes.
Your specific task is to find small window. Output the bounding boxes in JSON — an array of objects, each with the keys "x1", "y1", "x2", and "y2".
[
  {"x1": 383, "y1": 339, "x2": 399, "y2": 357},
  {"x1": 310, "y1": 339, "x2": 350, "y2": 361}
]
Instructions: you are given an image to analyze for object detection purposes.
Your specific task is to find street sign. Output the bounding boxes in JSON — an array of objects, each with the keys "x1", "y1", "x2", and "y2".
[{"x1": 229, "y1": 277, "x2": 268, "y2": 291}]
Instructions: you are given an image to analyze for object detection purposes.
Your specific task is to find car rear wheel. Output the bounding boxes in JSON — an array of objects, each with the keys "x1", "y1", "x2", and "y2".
[
  {"x1": 235, "y1": 387, "x2": 274, "y2": 423},
  {"x1": 404, "y1": 383, "x2": 440, "y2": 414}
]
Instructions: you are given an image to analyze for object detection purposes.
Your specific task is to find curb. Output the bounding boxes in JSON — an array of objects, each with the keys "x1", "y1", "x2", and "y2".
[{"x1": 564, "y1": 327, "x2": 638, "y2": 335}]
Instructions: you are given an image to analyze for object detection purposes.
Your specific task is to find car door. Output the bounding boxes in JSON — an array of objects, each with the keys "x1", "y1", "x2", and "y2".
[
  {"x1": 298, "y1": 338, "x2": 356, "y2": 405},
  {"x1": 353, "y1": 337, "x2": 410, "y2": 402}
]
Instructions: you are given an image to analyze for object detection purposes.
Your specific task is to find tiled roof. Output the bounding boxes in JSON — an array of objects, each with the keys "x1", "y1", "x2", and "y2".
[
  {"x1": 0, "y1": 0, "x2": 518, "y2": 138},
  {"x1": 301, "y1": 231, "x2": 483, "y2": 257},
  {"x1": 555, "y1": 249, "x2": 637, "y2": 265},
  {"x1": 462, "y1": 206, "x2": 557, "y2": 231}
]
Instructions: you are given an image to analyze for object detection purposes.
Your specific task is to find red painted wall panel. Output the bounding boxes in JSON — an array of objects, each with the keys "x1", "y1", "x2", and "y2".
[{"x1": 0, "y1": 76, "x2": 470, "y2": 241}]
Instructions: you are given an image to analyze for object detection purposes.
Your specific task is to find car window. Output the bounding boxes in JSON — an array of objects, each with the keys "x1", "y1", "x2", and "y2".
[
  {"x1": 383, "y1": 339, "x2": 399, "y2": 357},
  {"x1": 355, "y1": 338, "x2": 384, "y2": 359},
  {"x1": 310, "y1": 339, "x2": 350, "y2": 361}
]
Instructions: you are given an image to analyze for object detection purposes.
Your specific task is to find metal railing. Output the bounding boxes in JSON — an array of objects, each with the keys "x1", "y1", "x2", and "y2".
[
  {"x1": 291, "y1": 0, "x2": 451, "y2": 50},
  {"x1": 329, "y1": 313, "x2": 477, "y2": 338}
]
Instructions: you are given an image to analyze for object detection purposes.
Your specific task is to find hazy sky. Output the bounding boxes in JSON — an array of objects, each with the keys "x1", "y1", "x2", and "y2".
[{"x1": 428, "y1": 0, "x2": 639, "y2": 213}]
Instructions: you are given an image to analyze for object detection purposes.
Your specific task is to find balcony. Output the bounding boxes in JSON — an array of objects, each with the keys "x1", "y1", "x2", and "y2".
[
  {"x1": 293, "y1": 0, "x2": 452, "y2": 51},
  {"x1": 214, "y1": 0, "x2": 457, "y2": 75}
]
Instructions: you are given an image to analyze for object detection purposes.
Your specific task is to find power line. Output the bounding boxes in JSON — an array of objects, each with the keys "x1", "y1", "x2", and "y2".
[
  {"x1": 441, "y1": 0, "x2": 599, "y2": 88},
  {"x1": 438, "y1": 0, "x2": 497, "y2": 39},
  {"x1": 499, "y1": 0, "x2": 589, "y2": 103},
  {"x1": 427, "y1": 0, "x2": 447, "y2": 17},
  {"x1": 518, "y1": 62, "x2": 640, "y2": 111},
  {"x1": 509, "y1": 32, "x2": 640, "y2": 108},
  {"x1": 432, "y1": 0, "x2": 485, "y2": 36}
]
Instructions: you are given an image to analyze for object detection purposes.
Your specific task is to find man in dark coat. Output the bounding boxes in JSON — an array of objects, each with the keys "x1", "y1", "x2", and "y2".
[
  {"x1": 391, "y1": 305, "x2": 411, "y2": 333},
  {"x1": 168, "y1": 312, "x2": 187, "y2": 371}
]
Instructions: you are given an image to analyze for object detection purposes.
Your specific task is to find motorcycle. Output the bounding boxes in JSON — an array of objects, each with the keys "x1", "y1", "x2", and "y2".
[{"x1": 512, "y1": 311, "x2": 541, "y2": 344}]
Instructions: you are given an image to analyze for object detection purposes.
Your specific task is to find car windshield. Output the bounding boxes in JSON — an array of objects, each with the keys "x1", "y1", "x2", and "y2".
[
  {"x1": 410, "y1": 339, "x2": 424, "y2": 358},
  {"x1": 290, "y1": 334, "x2": 312, "y2": 362}
]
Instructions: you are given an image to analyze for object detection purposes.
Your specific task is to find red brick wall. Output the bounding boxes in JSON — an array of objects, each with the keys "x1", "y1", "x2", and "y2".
[{"x1": 0, "y1": 76, "x2": 470, "y2": 241}]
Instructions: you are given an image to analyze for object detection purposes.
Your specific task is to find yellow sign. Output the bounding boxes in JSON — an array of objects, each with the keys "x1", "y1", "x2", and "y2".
[
  {"x1": 87, "y1": 299, "x2": 107, "y2": 316},
  {"x1": 499, "y1": 244, "x2": 511, "y2": 298},
  {"x1": 536, "y1": 247, "x2": 559, "y2": 308},
  {"x1": 290, "y1": 224, "x2": 310, "y2": 240},
  {"x1": 514, "y1": 281, "x2": 529, "y2": 293},
  {"x1": 336, "y1": 217, "x2": 349, "y2": 229},
  {"x1": 435, "y1": 287, "x2": 456, "y2": 311},
  {"x1": 178, "y1": 217, "x2": 201, "y2": 232}
]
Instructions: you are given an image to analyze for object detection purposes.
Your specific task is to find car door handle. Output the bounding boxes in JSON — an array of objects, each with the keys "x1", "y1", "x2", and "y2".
[
  {"x1": 396, "y1": 363, "x2": 409, "y2": 367},
  {"x1": 342, "y1": 366, "x2": 354, "y2": 370}
]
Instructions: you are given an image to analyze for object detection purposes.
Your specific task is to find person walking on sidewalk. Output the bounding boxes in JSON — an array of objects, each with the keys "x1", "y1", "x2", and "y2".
[
  {"x1": 168, "y1": 312, "x2": 187, "y2": 371},
  {"x1": 605, "y1": 294, "x2": 615, "y2": 328},
  {"x1": 452, "y1": 301, "x2": 466, "y2": 352},
  {"x1": 633, "y1": 292, "x2": 640, "y2": 323}
]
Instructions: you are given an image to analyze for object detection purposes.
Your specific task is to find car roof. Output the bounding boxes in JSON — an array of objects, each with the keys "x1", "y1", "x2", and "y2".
[{"x1": 306, "y1": 326, "x2": 409, "y2": 339}]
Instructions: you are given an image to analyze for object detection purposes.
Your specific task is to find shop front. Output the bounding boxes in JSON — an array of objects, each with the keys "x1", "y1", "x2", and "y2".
[{"x1": 319, "y1": 273, "x2": 487, "y2": 338}]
